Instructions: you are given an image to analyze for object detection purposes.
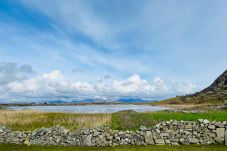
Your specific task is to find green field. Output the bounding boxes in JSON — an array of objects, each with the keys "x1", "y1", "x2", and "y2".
[
  {"x1": 1, "y1": 110, "x2": 227, "y2": 131},
  {"x1": 111, "y1": 110, "x2": 227, "y2": 130},
  {"x1": 0, "y1": 144, "x2": 227, "y2": 151}
]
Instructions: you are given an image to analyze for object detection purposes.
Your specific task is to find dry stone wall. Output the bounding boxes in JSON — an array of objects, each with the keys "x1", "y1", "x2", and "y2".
[{"x1": 0, "y1": 119, "x2": 227, "y2": 146}]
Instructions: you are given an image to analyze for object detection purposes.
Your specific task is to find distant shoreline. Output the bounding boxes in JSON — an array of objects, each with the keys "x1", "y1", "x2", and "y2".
[{"x1": 0, "y1": 101, "x2": 155, "y2": 107}]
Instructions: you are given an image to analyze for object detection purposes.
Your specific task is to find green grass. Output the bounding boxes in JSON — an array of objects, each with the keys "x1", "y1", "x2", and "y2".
[
  {"x1": 111, "y1": 110, "x2": 227, "y2": 130},
  {"x1": 0, "y1": 144, "x2": 227, "y2": 151}
]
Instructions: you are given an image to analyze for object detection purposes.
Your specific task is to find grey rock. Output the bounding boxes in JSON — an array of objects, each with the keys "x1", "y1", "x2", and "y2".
[
  {"x1": 208, "y1": 125, "x2": 216, "y2": 130},
  {"x1": 84, "y1": 135, "x2": 92, "y2": 146},
  {"x1": 189, "y1": 138, "x2": 199, "y2": 144},
  {"x1": 203, "y1": 119, "x2": 209, "y2": 124},
  {"x1": 144, "y1": 131, "x2": 154, "y2": 145},
  {"x1": 185, "y1": 124, "x2": 193, "y2": 129},
  {"x1": 216, "y1": 128, "x2": 225, "y2": 142},
  {"x1": 139, "y1": 125, "x2": 147, "y2": 131},
  {"x1": 154, "y1": 139, "x2": 165, "y2": 144}
]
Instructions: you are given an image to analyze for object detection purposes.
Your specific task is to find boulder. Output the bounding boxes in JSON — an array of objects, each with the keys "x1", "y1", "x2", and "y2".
[
  {"x1": 216, "y1": 128, "x2": 225, "y2": 142},
  {"x1": 83, "y1": 134, "x2": 92, "y2": 146},
  {"x1": 144, "y1": 131, "x2": 154, "y2": 145}
]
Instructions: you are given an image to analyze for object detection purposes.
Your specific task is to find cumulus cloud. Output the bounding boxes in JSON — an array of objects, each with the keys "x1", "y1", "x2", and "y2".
[
  {"x1": 171, "y1": 81, "x2": 197, "y2": 95},
  {"x1": 1, "y1": 70, "x2": 198, "y2": 102},
  {"x1": 0, "y1": 62, "x2": 35, "y2": 85},
  {"x1": 112, "y1": 74, "x2": 155, "y2": 96}
]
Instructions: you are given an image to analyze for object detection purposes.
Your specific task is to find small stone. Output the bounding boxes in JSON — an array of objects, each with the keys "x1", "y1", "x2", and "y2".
[
  {"x1": 160, "y1": 133, "x2": 169, "y2": 137},
  {"x1": 189, "y1": 138, "x2": 199, "y2": 144},
  {"x1": 154, "y1": 139, "x2": 165, "y2": 144},
  {"x1": 165, "y1": 139, "x2": 171, "y2": 144},
  {"x1": 203, "y1": 119, "x2": 209, "y2": 124},
  {"x1": 179, "y1": 138, "x2": 185, "y2": 143},
  {"x1": 208, "y1": 125, "x2": 216, "y2": 130},
  {"x1": 23, "y1": 139, "x2": 30, "y2": 146},
  {"x1": 185, "y1": 124, "x2": 193, "y2": 129},
  {"x1": 139, "y1": 125, "x2": 146, "y2": 131}
]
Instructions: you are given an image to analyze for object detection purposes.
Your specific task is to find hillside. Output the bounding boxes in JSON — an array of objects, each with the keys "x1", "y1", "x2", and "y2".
[{"x1": 156, "y1": 70, "x2": 227, "y2": 105}]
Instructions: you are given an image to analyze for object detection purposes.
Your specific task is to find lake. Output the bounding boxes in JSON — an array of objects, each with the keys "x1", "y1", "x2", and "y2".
[{"x1": 6, "y1": 105, "x2": 169, "y2": 113}]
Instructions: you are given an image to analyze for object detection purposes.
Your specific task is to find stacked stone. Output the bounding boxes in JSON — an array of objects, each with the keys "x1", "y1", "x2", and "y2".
[
  {"x1": 0, "y1": 126, "x2": 29, "y2": 144},
  {"x1": 29, "y1": 126, "x2": 69, "y2": 145},
  {"x1": 0, "y1": 119, "x2": 226, "y2": 146},
  {"x1": 139, "y1": 119, "x2": 227, "y2": 145}
]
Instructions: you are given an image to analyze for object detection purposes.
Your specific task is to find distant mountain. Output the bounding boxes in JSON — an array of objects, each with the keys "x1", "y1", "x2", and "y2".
[
  {"x1": 72, "y1": 99, "x2": 107, "y2": 103},
  {"x1": 158, "y1": 69, "x2": 227, "y2": 105},
  {"x1": 116, "y1": 98, "x2": 152, "y2": 103},
  {"x1": 0, "y1": 97, "x2": 154, "y2": 105},
  {"x1": 32, "y1": 98, "x2": 153, "y2": 104}
]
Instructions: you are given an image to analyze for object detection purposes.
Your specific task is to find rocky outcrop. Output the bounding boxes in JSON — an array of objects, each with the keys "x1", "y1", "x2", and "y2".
[
  {"x1": 185, "y1": 70, "x2": 227, "y2": 103},
  {"x1": 200, "y1": 70, "x2": 227, "y2": 94},
  {"x1": 0, "y1": 119, "x2": 227, "y2": 146},
  {"x1": 160, "y1": 70, "x2": 227, "y2": 104}
]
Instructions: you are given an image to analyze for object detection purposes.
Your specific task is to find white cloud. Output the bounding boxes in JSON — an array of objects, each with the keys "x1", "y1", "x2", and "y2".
[
  {"x1": 112, "y1": 74, "x2": 155, "y2": 95},
  {"x1": 0, "y1": 62, "x2": 35, "y2": 85},
  {"x1": 171, "y1": 80, "x2": 197, "y2": 95},
  {"x1": 2, "y1": 70, "x2": 198, "y2": 102}
]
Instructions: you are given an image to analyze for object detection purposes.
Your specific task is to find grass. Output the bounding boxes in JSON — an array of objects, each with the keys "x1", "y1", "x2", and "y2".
[
  {"x1": 111, "y1": 110, "x2": 227, "y2": 130},
  {"x1": 1, "y1": 110, "x2": 227, "y2": 131},
  {"x1": 0, "y1": 144, "x2": 227, "y2": 151},
  {"x1": 0, "y1": 110, "x2": 111, "y2": 131}
]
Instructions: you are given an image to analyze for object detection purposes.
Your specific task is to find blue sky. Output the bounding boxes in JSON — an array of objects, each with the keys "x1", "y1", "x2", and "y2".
[{"x1": 0, "y1": 0, "x2": 227, "y2": 102}]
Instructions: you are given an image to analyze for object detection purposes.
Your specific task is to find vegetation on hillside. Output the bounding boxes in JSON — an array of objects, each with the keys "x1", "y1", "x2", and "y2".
[
  {"x1": 154, "y1": 70, "x2": 227, "y2": 105},
  {"x1": 154, "y1": 95, "x2": 227, "y2": 105}
]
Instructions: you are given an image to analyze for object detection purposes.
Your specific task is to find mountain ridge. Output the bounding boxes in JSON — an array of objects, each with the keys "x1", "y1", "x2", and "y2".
[{"x1": 157, "y1": 69, "x2": 227, "y2": 105}]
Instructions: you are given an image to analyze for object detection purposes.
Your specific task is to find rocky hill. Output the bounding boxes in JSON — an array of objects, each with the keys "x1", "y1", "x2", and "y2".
[
  {"x1": 158, "y1": 70, "x2": 227, "y2": 105},
  {"x1": 198, "y1": 70, "x2": 227, "y2": 95}
]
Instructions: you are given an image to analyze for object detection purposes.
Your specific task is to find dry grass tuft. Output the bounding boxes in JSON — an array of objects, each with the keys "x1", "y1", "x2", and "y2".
[{"x1": 0, "y1": 110, "x2": 111, "y2": 131}]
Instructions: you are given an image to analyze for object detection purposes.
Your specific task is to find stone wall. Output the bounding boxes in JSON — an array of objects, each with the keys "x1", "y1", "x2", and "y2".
[{"x1": 0, "y1": 119, "x2": 227, "y2": 146}]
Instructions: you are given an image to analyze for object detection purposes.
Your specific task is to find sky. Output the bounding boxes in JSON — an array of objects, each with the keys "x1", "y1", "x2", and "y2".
[{"x1": 0, "y1": 0, "x2": 227, "y2": 102}]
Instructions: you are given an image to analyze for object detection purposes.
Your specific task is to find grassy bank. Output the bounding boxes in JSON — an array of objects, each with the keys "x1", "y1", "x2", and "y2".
[
  {"x1": 0, "y1": 144, "x2": 226, "y2": 151},
  {"x1": 1, "y1": 110, "x2": 227, "y2": 131},
  {"x1": 0, "y1": 110, "x2": 111, "y2": 131},
  {"x1": 153, "y1": 95, "x2": 227, "y2": 106},
  {"x1": 111, "y1": 110, "x2": 227, "y2": 130}
]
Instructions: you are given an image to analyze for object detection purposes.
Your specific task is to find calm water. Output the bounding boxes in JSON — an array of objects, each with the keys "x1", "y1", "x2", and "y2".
[{"x1": 7, "y1": 105, "x2": 168, "y2": 113}]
